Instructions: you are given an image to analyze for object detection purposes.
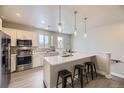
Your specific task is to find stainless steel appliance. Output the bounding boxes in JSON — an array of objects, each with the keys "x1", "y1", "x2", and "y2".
[
  {"x1": 17, "y1": 39, "x2": 32, "y2": 47},
  {"x1": 0, "y1": 32, "x2": 11, "y2": 88},
  {"x1": 16, "y1": 40, "x2": 32, "y2": 71}
]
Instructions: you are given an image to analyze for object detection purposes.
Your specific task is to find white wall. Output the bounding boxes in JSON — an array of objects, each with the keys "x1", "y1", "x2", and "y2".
[
  {"x1": 2, "y1": 27, "x2": 71, "y2": 50},
  {"x1": 72, "y1": 21, "x2": 124, "y2": 61}
]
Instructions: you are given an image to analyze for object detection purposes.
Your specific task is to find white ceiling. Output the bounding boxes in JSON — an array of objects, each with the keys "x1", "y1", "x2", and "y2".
[{"x1": 0, "y1": 5, "x2": 124, "y2": 34}]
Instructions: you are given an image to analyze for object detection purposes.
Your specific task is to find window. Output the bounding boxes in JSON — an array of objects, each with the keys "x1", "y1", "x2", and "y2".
[
  {"x1": 44, "y1": 35, "x2": 49, "y2": 48},
  {"x1": 57, "y1": 36, "x2": 63, "y2": 48},
  {"x1": 39, "y1": 35, "x2": 44, "y2": 48},
  {"x1": 50, "y1": 36, "x2": 54, "y2": 46},
  {"x1": 39, "y1": 35, "x2": 49, "y2": 48}
]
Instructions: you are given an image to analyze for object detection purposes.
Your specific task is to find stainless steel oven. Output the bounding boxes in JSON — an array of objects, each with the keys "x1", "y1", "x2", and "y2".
[
  {"x1": 16, "y1": 40, "x2": 32, "y2": 71},
  {"x1": 16, "y1": 55, "x2": 32, "y2": 71}
]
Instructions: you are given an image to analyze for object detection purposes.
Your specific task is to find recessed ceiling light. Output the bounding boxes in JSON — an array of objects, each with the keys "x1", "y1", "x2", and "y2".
[
  {"x1": 16, "y1": 13, "x2": 20, "y2": 17},
  {"x1": 41, "y1": 20, "x2": 45, "y2": 24}
]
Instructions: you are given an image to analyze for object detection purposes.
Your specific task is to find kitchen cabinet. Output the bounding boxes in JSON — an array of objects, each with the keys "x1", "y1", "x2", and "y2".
[
  {"x1": 2, "y1": 28, "x2": 17, "y2": 46},
  {"x1": 32, "y1": 52, "x2": 59, "y2": 68},
  {"x1": 32, "y1": 33, "x2": 38, "y2": 46},
  {"x1": 11, "y1": 54, "x2": 16, "y2": 72},
  {"x1": 16, "y1": 30, "x2": 28, "y2": 40},
  {"x1": 32, "y1": 53, "x2": 44, "y2": 68},
  {"x1": 16, "y1": 30, "x2": 23, "y2": 39},
  {"x1": 16, "y1": 30, "x2": 38, "y2": 46},
  {"x1": 28, "y1": 31, "x2": 38, "y2": 46}
]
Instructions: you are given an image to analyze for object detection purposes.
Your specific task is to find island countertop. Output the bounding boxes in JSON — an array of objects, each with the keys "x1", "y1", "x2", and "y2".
[
  {"x1": 44, "y1": 53, "x2": 96, "y2": 66},
  {"x1": 43, "y1": 52, "x2": 111, "y2": 88}
]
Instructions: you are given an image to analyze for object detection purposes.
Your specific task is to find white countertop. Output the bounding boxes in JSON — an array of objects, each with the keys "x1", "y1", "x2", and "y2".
[
  {"x1": 32, "y1": 51, "x2": 58, "y2": 55},
  {"x1": 44, "y1": 53, "x2": 96, "y2": 66}
]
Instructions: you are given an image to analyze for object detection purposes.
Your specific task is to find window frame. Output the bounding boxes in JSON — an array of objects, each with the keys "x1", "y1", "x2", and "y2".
[{"x1": 39, "y1": 34, "x2": 49, "y2": 48}]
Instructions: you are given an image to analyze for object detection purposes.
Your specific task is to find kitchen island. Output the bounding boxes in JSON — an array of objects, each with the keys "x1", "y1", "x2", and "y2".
[{"x1": 43, "y1": 52, "x2": 111, "y2": 88}]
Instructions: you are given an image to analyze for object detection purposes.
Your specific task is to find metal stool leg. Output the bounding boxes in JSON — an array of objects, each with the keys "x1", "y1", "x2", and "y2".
[
  {"x1": 56, "y1": 74, "x2": 59, "y2": 88},
  {"x1": 62, "y1": 78, "x2": 66, "y2": 88},
  {"x1": 88, "y1": 65, "x2": 90, "y2": 73},
  {"x1": 71, "y1": 75, "x2": 74, "y2": 88},
  {"x1": 91, "y1": 65, "x2": 94, "y2": 80},
  {"x1": 85, "y1": 68, "x2": 88, "y2": 83},
  {"x1": 78, "y1": 69, "x2": 81, "y2": 80},
  {"x1": 80, "y1": 69, "x2": 83, "y2": 88},
  {"x1": 73, "y1": 67, "x2": 76, "y2": 79},
  {"x1": 93, "y1": 64, "x2": 97, "y2": 77}
]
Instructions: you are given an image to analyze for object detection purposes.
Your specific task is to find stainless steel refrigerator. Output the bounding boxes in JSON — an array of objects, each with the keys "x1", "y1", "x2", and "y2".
[{"x1": 0, "y1": 31, "x2": 11, "y2": 88}]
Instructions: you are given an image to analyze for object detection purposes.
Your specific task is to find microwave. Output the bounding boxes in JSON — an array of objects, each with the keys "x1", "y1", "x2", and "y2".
[{"x1": 17, "y1": 39, "x2": 32, "y2": 46}]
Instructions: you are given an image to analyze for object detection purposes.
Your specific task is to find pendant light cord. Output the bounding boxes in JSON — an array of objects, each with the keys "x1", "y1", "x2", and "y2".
[
  {"x1": 74, "y1": 11, "x2": 77, "y2": 30},
  {"x1": 59, "y1": 5, "x2": 61, "y2": 23},
  {"x1": 84, "y1": 17, "x2": 87, "y2": 33}
]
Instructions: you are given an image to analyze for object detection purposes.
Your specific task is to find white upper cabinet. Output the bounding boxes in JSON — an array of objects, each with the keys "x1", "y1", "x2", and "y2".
[
  {"x1": 16, "y1": 30, "x2": 38, "y2": 46},
  {"x1": 2, "y1": 28, "x2": 17, "y2": 46},
  {"x1": 0, "y1": 18, "x2": 2, "y2": 30},
  {"x1": 16, "y1": 30, "x2": 24, "y2": 39},
  {"x1": 31, "y1": 32, "x2": 38, "y2": 46}
]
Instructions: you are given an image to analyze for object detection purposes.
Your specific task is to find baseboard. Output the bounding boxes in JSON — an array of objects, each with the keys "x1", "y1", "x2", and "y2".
[{"x1": 111, "y1": 72, "x2": 124, "y2": 79}]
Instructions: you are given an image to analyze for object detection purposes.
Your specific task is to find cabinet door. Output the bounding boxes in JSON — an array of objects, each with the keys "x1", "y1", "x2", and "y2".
[
  {"x1": 11, "y1": 55, "x2": 16, "y2": 72},
  {"x1": 27, "y1": 31, "x2": 38, "y2": 46},
  {"x1": 33, "y1": 54, "x2": 43, "y2": 68},
  {"x1": 16, "y1": 30, "x2": 38, "y2": 46},
  {"x1": 39, "y1": 54, "x2": 44, "y2": 66},
  {"x1": 2, "y1": 28, "x2": 16, "y2": 46},
  {"x1": 24, "y1": 31, "x2": 32, "y2": 40},
  {"x1": 33, "y1": 55, "x2": 38, "y2": 68},
  {"x1": 16, "y1": 30, "x2": 23, "y2": 40},
  {"x1": 32, "y1": 32, "x2": 38, "y2": 46}
]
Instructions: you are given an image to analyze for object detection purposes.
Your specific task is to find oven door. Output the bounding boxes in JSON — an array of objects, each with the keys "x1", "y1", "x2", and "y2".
[
  {"x1": 16, "y1": 56, "x2": 32, "y2": 71},
  {"x1": 17, "y1": 56, "x2": 32, "y2": 65}
]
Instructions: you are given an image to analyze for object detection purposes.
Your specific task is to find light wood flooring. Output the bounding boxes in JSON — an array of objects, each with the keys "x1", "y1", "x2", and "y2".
[{"x1": 9, "y1": 67, "x2": 124, "y2": 88}]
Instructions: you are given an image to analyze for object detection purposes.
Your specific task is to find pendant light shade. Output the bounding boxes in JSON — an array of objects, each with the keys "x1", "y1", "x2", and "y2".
[
  {"x1": 84, "y1": 33, "x2": 87, "y2": 38},
  {"x1": 74, "y1": 11, "x2": 78, "y2": 36},
  {"x1": 58, "y1": 22, "x2": 62, "y2": 33},
  {"x1": 84, "y1": 17, "x2": 88, "y2": 38},
  {"x1": 58, "y1": 5, "x2": 62, "y2": 33},
  {"x1": 74, "y1": 30, "x2": 77, "y2": 36}
]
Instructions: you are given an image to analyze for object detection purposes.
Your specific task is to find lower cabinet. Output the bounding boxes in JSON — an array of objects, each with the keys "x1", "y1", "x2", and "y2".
[
  {"x1": 32, "y1": 54, "x2": 44, "y2": 68},
  {"x1": 11, "y1": 54, "x2": 16, "y2": 72},
  {"x1": 32, "y1": 52, "x2": 59, "y2": 68}
]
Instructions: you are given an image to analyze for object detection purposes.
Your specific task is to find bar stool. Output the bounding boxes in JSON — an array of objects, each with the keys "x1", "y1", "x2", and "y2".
[
  {"x1": 73, "y1": 64, "x2": 88, "y2": 88},
  {"x1": 85, "y1": 62, "x2": 97, "y2": 80},
  {"x1": 56, "y1": 69, "x2": 74, "y2": 88}
]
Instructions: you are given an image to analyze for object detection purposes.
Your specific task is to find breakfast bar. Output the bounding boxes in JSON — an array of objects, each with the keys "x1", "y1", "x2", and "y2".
[{"x1": 43, "y1": 53, "x2": 111, "y2": 88}]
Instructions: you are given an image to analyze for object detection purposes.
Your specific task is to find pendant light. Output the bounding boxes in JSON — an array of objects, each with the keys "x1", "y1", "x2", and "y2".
[
  {"x1": 57, "y1": 5, "x2": 62, "y2": 33},
  {"x1": 74, "y1": 11, "x2": 77, "y2": 36},
  {"x1": 84, "y1": 17, "x2": 88, "y2": 38}
]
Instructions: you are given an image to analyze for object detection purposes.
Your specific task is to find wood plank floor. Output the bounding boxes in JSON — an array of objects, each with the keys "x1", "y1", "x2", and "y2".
[
  {"x1": 9, "y1": 67, "x2": 43, "y2": 88},
  {"x1": 9, "y1": 67, "x2": 124, "y2": 88}
]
